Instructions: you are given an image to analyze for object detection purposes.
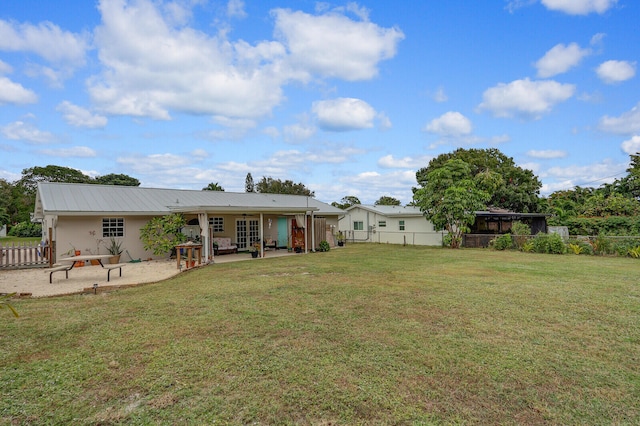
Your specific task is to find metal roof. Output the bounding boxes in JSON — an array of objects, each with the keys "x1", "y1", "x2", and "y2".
[
  {"x1": 34, "y1": 182, "x2": 345, "y2": 217},
  {"x1": 344, "y1": 204, "x2": 424, "y2": 217}
]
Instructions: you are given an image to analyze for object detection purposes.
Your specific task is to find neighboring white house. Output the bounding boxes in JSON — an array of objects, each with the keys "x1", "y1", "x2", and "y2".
[
  {"x1": 33, "y1": 182, "x2": 345, "y2": 262},
  {"x1": 338, "y1": 205, "x2": 443, "y2": 246}
]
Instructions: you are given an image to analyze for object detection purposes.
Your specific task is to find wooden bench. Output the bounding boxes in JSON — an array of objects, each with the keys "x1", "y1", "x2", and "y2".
[
  {"x1": 45, "y1": 264, "x2": 73, "y2": 283},
  {"x1": 103, "y1": 263, "x2": 126, "y2": 282}
]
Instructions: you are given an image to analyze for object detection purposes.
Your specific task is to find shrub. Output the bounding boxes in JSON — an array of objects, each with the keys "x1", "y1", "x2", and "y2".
[
  {"x1": 491, "y1": 233, "x2": 513, "y2": 250},
  {"x1": 530, "y1": 233, "x2": 566, "y2": 254},
  {"x1": 567, "y1": 239, "x2": 593, "y2": 255},
  {"x1": 591, "y1": 233, "x2": 613, "y2": 255},
  {"x1": 522, "y1": 240, "x2": 535, "y2": 253},
  {"x1": 318, "y1": 240, "x2": 330, "y2": 252},
  {"x1": 628, "y1": 246, "x2": 640, "y2": 258},
  {"x1": 7, "y1": 221, "x2": 42, "y2": 238},
  {"x1": 611, "y1": 238, "x2": 640, "y2": 257},
  {"x1": 511, "y1": 221, "x2": 531, "y2": 250}
]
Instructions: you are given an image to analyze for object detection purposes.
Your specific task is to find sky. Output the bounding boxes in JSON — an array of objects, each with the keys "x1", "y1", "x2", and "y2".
[{"x1": 1, "y1": 0, "x2": 639, "y2": 205}]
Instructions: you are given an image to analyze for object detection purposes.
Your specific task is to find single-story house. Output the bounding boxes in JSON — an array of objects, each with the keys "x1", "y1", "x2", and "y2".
[
  {"x1": 339, "y1": 205, "x2": 550, "y2": 248},
  {"x1": 33, "y1": 182, "x2": 345, "y2": 262},
  {"x1": 338, "y1": 205, "x2": 443, "y2": 246}
]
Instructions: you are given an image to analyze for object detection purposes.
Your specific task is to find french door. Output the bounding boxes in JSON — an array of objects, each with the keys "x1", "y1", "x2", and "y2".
[{"x1": 236, "y1": 218, "x2": 259, "y2": 250}]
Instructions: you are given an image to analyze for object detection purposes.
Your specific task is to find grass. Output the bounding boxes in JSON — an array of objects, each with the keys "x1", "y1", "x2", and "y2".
[
  {"x1": 1, "y1": 244, "x2": 639, "y2": 424},
  {"x1": 0, "y1": 237, "x2": 40, "y2": 245}
]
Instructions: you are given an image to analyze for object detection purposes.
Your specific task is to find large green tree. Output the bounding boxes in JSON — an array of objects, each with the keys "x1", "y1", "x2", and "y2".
[
  {"x1": 202, "y1": 182, "x2": 225, "y2": 191},
  {"x1": 94, "y1": 173, "x2": 140, "y2": 186},
  {"x1": 415, "y1": 148, "x2": 542, "y2": 213},
  {"x1": 255, "y1": 177, "x2": 315, "y2": 196},
  {"x1": 413, "y1": 159, "x2": 490, "y2": 248},
  {"x1": 18, "y1": 165, "x2": 92, "y2": 194},
  {"x1": 245, "y1": 173, "x2": 255, "y2": 193},
  {"x1": 374, "y1": 196, "x2": 401, "y2": 206},
  {"x1": 332, "y1": 196, "x2": 361, "y2": 210}
]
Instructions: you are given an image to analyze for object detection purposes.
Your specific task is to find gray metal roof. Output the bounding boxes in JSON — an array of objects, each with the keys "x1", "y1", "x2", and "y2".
[
  {"x1": 345, "y1": 204, "x2": 424, "y2": 217},
  {"x1": 35, "y1": 182, "x2": 345, "y2": 217}
]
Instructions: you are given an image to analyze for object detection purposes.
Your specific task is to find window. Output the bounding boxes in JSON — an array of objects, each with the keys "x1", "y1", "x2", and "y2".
[
  {"x1": 378, "y1": 221, "x2": 386, "y2": 228},
  {"x1": 354, "y1": 221, "x2": 364, "y2": 231},
  {"x1": 102, "y1": 217, "x2": 124, "y2": 237},
  {"x1": 210, "y1": 217, "x2": 224, "y2": 232},
  {"x1": 399, "y1": 220, "x2": 405, "y2": 231}
]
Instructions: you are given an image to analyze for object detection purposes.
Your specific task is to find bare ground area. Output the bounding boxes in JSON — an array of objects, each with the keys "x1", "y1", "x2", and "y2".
[
  {"x1": 0, "y1": 250, "x2": 295, "y2": 298},
  {"x1": 0, "y1": 259, "x2": 181, "y2": 298}
]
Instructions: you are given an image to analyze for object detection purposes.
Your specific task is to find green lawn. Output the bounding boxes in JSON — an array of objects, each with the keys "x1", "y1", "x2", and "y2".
[{"x1": 2, "y1": 244, "x2": 639, "y2": 424}]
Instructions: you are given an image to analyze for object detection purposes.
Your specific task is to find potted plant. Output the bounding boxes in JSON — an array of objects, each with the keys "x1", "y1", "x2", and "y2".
[
  {"x1": 104, "y1": 237, "x2": 123, "y2": 264},
  {"x1": 337, "y1": 231, "x2": 345, "y2": 247},
  {"x1": 249, "y1": 242, "x2": 259, "y2": 258}
]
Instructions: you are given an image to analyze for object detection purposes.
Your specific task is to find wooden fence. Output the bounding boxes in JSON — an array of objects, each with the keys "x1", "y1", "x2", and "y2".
[{"x1": 0, "y1": 242, "x2": 51, "y2": 269}]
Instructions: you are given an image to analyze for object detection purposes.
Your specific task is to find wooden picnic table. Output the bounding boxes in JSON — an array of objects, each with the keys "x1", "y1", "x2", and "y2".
[{"x1": 46, "y1": 254, "x2": 126, "y2": 283}]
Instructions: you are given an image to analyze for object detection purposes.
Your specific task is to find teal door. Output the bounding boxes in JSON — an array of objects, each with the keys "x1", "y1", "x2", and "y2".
[{"x1": 277, "y1": 217, "x2": 288, "y2": 248}]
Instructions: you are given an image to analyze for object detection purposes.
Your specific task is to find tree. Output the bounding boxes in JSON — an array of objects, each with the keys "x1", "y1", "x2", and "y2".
[
  {"x1": 203, "y1": 182, "x2": 225, "y2": 191},
  {"x1": 139, "y1": 213, "x2": 187, "y2": 256},
  {"x1": 18, "y1": 165, "x2": 92, "y2": 194},
  {"x1": 331, "y1": 196, "x2": 361, "y2": 210},
  {"x1": 415, "y1": 148, "x2": 542, "y2": 213},
  {"x1": 245, "y1": 173, "x2": 255, "y2": 193},
  {"x1": 255, "y1": 177, "x2": 315, "y2": 196},
  {"x1": 413, "y1": 159, "x2": 490, "y2": 248},
  {"x1": 374, "y1": 196, "x2": 401, "y2": 206},
  {"x1": 94, "y1": 173, "x2": 140, "y2": 186}
]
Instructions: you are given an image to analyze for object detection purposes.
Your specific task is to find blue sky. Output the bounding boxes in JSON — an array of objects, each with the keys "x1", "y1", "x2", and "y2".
[{"x1": 1, "y1": 0, "x2": 638, "y2": 205}]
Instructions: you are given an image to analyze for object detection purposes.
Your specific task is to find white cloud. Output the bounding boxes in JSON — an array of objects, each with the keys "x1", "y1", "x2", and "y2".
[
  {"x1": 544, "y1": 159, "x2": 626, "y2": 192},
  {"x1": 0, "y1": 59, "x2": 12, "y2": 74},
  {"x1": 272, "y1": 8, "x2": 404, "y2": 81},
  {"x1": 262, "y1": 126, "x2": 280, "y2": 138},
  {"x1": 478, "y1": 78, "x2": 575, "y2": 119},
  {"x1": 1, "y1": 120, "x2": 54, "y2": 144},
  {"x1": 424, "y1": 111, "x2": 472, "y2": 136},
  {"x1": 527, "y1": 149, "x2": 568, "y2": 159},
  {"x1": 88, "y1": 0, "x2": 403, "y2": 123},
  {"x1": 378, "y1": 154, "x2": 432, "y2": 169},
  {"x1": 118, "y1": 153, "x2": 192, "y2": 176},
  {"x1": 377, "y1": 112, "x2": 392, "y2": 130},
  {"x1": 0, "y1": 19, "x2": 88, "y2": 66},
  {"x1": 0, "y1": 77, "x2": 38, "y2": 105},
  {"x1": 38, "y1": 146, "x2": 97, "y2": 158},
  {"x1": 227, "y1": 0, "x2": 247, "y2": 19},
  {"x1": 312, "y1": 98, "x2": 377, "y2": 131},
  {"x1": 541, "y1": 0, "x2": 617, "y2": 15},
  {"x1": 596, "y1": 60, "x2": 636, "y2": 84},
  {"x1": 432, "y1": 86, "x2": 448, "y2": 103},
  {"x1": 56, "y1": 101, "x2": 108, "y2": 128},
  {"x1": 90, "y1": 0, "x2": 288, "y2": 120},
  {"x1": 599, "y1": 103, "x2": 640, "y2": 135},
  {"x1": 621, "y1": 135, "x2": 640, "y2": 155},
  {"x1": 535, "y1": 43, "x2": 591, "y2": 77},
  {"x1": 338, "y1": 169, "x2": 417, "y2": 204},
  {"x1": 283, "y1": 123, "x2": 317, "y2": 142}
]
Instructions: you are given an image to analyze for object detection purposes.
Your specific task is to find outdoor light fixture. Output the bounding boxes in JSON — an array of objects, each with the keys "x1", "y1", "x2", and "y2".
[{"x1": 93, "y1": 283, "x2": 98, "y2": 294}]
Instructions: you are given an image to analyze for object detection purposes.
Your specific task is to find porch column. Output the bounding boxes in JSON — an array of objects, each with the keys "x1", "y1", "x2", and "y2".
[
  {"x1": 311, "y1": 211, "x2": 316, "y2": 252},
  {"x1": 259, "y1": 213, "x2": 264, "y2": 258},
  {"x1": 304, "y1": 213, "x2": 308, "y2": 254}
]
